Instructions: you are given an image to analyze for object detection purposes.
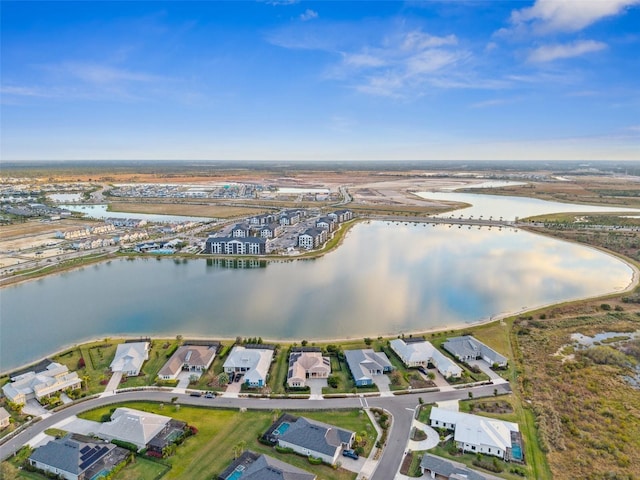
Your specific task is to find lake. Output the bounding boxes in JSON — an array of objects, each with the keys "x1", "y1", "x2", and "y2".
[
  {"x1": 0, "y1": 220, "x2": 633, "y2": 372},
  {"x1": 417, "y1": 191, "x2": 640, "y2": 221}
]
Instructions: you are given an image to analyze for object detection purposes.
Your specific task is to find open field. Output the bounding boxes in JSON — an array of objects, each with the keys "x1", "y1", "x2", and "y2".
[
  {"x1": 77, "y1": 402, "x2": 372, "y2": 480},
  {"x1": 108, "y1": 202, "x2": 270, "y2": 219},
  {"x1": 511, "y1": 309, "x2": 640, "y2": 479}
]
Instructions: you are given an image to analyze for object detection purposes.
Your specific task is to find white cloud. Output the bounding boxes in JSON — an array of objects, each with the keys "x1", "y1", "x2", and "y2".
[
  {"x1": 60, "y1": 63, "x2": 163, "y2": 84},
  {"x1": 299, "y1": 9, "x2": 318, "y2": 21},
  {"x1": 0, "y1": 85, "x2": 52, "y2": 98},
  {"x1": 528, "y1": 40, "x2": 607, "y2": 62},
  {"x1": 509, "y1": 0, "x2": 640, "y2": 34},
  {"x1": 470, "y1": 98, "x2": 509, "y2": 109}
]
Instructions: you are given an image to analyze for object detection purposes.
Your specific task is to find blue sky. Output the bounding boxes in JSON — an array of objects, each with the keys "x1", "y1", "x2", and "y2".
[{"x1": 2, "y1": 1, "x2": 639, "y2": 161}]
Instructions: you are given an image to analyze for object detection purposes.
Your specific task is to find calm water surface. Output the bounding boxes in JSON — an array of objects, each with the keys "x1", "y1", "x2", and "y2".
[
  {"x1": 417, "y1": 191, "x2": 640, "y2": 221},
  {"x1": 0, "y1": 221, "x2": 633, "y2": 372}
]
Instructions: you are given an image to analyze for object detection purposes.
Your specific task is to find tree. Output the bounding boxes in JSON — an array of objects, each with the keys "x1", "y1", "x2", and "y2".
[
  {"x1": 233, "y1": 440, "x2": 247, "y2": 459},
  {"x1": 301, "y1": 340, "x2": 308, "y2": 347},
  {"x1": 364, "y1": 337, "x2": 372, "y2": 346},
  {"x1": 217, "y1": 372, "x2": 229, "y2": 385},
  {"x1": 327, "y1": 376, "x2": 339, "y2": 388}
]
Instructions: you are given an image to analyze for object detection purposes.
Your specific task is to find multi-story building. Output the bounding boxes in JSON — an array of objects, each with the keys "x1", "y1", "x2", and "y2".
[{"x1": 205, "y1": 237, "x2": 266, "y2": 255}]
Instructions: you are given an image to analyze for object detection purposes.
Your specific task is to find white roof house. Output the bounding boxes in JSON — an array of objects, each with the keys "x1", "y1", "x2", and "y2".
[
  {"x1": 223, "y1": 346, "x2": 274, "y2": 388},
  {"x1": 429, "y1": 407, "x2": 519, "y2": 460},
  {"x1": 97, "y1": 407, "x2": 170, "y2": 450},
  {"x1": 2, "y1": 362, "x2": 82, "y2": 405},
  {"x1": 390, "y1": 339, "x2": 462, "y2": 378},
  {"x1": 110, "y1": 342, "x2": 149, "y2": 376}
]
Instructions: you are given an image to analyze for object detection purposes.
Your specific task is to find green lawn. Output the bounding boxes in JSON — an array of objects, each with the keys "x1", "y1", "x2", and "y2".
[
  {"x1": 116, "y1": 457, "x2": 170, "y2": 480},
  {"x1": 79, "y1": 402, "x2": 370, "y2": 480},
  {"x1": 269, "y1": 347, "x2": 291, "y2": 394}
]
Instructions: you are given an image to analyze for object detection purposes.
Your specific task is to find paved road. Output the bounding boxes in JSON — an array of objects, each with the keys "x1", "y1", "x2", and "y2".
[{"x1": 0, "y1": 382, "x2": 511, "y2": 479}]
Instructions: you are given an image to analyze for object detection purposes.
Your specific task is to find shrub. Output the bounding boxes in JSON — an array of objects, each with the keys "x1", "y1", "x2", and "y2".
[
  {"x1": 600, "y1": 303, "x2": 612, "y2": 311},
  {"x1": 307, "y1": 455, "x2": 323, "y2": 465},
  {"x1": 77, "y1": 357, "x2": 86, "y2": 369},
  {"x1": 111, "y1": 439, "x2": 138, "y2": 452},
  {"x1": 275, "y1": 445, "x2": 294, "y2": 454}
]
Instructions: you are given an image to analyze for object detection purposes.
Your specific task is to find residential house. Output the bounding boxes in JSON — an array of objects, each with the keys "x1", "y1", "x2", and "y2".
[
  {"x1": 218, "y1": 451, "x2": 316, "y2": 480},
  {"x1": 96, "y1": 407, "x2": 171, "y2": 451},
  {"x1": 205, "y1": 236, "x2": 266, "y2": 255},
  {"x1": 297, "y1": 228, "x2": 327, "y2": 250},
  {"x1": 287, "y1": 349, "x2": 331, "y2": 388},
  {"x1": 315, "y1": 216, "x2": 336, "y2": 232},
  {"x1": 259, "y1": 223, "x2": 283, "y2": 239},
  {"x1": 109, "y1": 342, "x2": 149, "y2": 376},
  {"x1": 28, "y1": 434, "x2": 129, "y2": 480},
  {"x1": 443, "y1": 336, "x2": 508, "y2": 368},
  {"x1": 421, "y1": 454, "x2": 500, "y2": 480},
  {"x1": 390, "y1": 339, "x2": 462, "y2": 378},
  {"x1": 344, "y1": 349, "x2": 393, "y2": 387},
  {"x1": 2, "y1": 362, "x2": 82, "y2": 405},
  {"x1": 223, "y1": 346, "x2": 274, "y2": 388},
  {"x1": 429, "y1": 407, "x2": 522, "y2": 461},
  {"x1": 269, "y1": 414, "x2": 355, "y2": 465},
  {"x1": 158, "y1": 344, "x2": 218, "y2": 381},
  {"x1": 0, "y1": 407, "x2": 10, "y2": 430},
  {"x1": 231, "y1": 223, "x2": 251, "y2": 238}
]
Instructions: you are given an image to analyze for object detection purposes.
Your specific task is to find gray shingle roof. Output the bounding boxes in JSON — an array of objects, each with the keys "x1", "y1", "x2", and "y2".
[
  {"x1": 420, "y1": 454, "x2": 491, "y2": 480},
  {"x1": 278, "y1": 417, "x2": 353, "y2": 457},
  {"x1": 29, "y1": 434, "x2": 115, "y2": 476},
  {"x1": 219, "y1": 451, "x2": 316, "y2": 480},
  {"x1": 443, "y1": 336, "x2": 507, "y2": 365}
]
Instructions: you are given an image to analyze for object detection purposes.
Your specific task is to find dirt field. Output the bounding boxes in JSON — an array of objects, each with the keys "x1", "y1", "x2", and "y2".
[
  {"x1": 0, "y1": 219, "x2": 94, "y2": 241},
  {"x1": 108, "y1": 202, "x2": 270, "y2": 219}
]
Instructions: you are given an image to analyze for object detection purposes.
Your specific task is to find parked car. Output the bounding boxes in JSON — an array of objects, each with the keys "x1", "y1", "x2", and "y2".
[
  {"x1": 205, "y1": 392, "x2": 215, "y2": 399},
  {"x1": 189, "y1": 391, "x2": 202, "y2": 397},
  {"x1": 418, "y1": 366, "x2": 428, "y2": 375},
  {"x1": 228, "y1": 372, "x2": 235, "y2": 384},
  {"x1": 342, "y1": 449, "x2": 359, "y2": 460}
]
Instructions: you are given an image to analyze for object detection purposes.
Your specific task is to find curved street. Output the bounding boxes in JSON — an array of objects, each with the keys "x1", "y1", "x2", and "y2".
[{"x1": 0, "y1": 382, "x2": 511, "y2": 480}]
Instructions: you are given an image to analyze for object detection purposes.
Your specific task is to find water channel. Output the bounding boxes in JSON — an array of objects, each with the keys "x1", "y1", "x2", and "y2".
[{"x1": 1, "y1": 210, "x2": 635, "y2": 372}]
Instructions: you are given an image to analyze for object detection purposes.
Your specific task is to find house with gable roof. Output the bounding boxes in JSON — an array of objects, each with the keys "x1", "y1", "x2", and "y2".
[
  {"x1": 109, "y1": 342, "x2": 149, "y2": 376},
  {"x1": 344, "y1": 349, "x2": 394, "y2": 386},
  {"x1": 443, "y1": 335, "x2": 508, "y2": 368},
  {"x1": 2, "y1": 362, "x2": 82, "y2": 405},
  {"x1": 390, "y1": 338, "x2": 462, "y2": 378},
  {"x1": 429, "y1": 407, "x2": 523, "y2": 461}
]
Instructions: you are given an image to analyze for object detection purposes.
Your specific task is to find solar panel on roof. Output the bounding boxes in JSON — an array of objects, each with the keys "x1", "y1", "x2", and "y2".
[
  {"x1": 80, "y1": 446, "x2": 99, "y2": 461},
  {"x1": 79, "y1": 446, "x2": 91, "y2": 455},
  {"x1": 79, "y1": 446, "x2": 109, "y2": 470}
]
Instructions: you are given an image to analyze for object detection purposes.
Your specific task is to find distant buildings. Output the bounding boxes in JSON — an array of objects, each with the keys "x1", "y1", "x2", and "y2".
[
  {"x1": 223, "y1": 346, "x2": 274, "y2": 388},
  {"x1": 328, "y1": 210, "x2": 353, "y2": 223},
  {"x1": 2, "y1": 362, "x2": 82, "y2": 405},
  {"x1": 443, "y1": 336, "x2": 508, "y2": 368},
  {"x1": 258, "y1": 223, "x2": 283, "y2": 238},
  {"x1": 390, "y1": 339, "x2": 462, "y2": 378},
  {"x1": 110, "y1": 342, "x2": 149, "y2": 376},
  {"x1": 287, "y1": 349, "x2": 331, "y2": 388},
  {"x1": 230, "y1": 223, "x2": 251, "y2": 238},
  {"x1": 344, "y1": 349, "x2": 394, "y2": 387}
]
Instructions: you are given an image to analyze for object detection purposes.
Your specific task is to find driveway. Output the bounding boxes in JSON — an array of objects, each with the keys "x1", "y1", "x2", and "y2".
[
  {"x1": 373, "y1": 374, "x2": 392, "y2": 396},
  {"x1": 176, "y1": 371, "x2": 193, "y2": 389},
  {"x1": 306, "y1": 378, "x2": 327, "y2": 400},
  {"x1": 103, "y1": 371, "x2": 123, "y2": 393},
  {"x1": 468, "y1": 359, "x2": 507, "y2": 383},
  {"x1": 340, "y1": 452, "x2": 366, "y2": 473},
  {"x1": 22, "y1": 400, "x2": 48, "y2": 417}
]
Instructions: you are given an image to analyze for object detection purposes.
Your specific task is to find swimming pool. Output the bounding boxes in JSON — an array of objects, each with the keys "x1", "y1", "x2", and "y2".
[{"x1": 273, "y1": 422, "x2": 290, "y2": 436}]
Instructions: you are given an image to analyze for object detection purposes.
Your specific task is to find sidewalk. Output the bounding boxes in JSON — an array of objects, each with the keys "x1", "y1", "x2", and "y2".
[{"x1": 356, "y1": 408, "x2": 384, "y2": 480}]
